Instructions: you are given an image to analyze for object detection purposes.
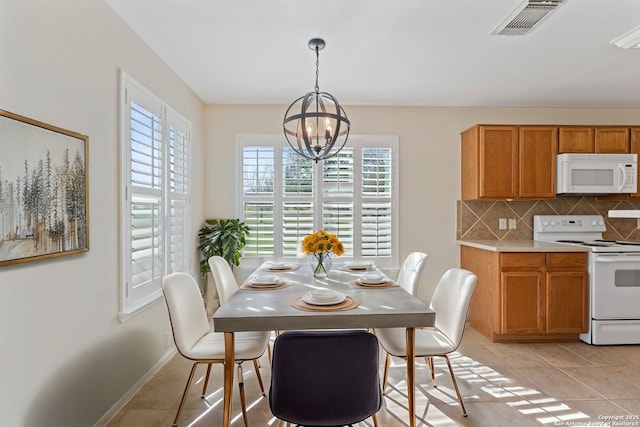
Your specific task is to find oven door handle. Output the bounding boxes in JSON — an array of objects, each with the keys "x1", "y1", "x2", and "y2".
[{"x1": 595, "y1": 256, "x2": 640, "y2": 263}]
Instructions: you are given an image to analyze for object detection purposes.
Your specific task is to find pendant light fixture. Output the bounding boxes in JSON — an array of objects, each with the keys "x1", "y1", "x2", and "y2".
[{"x1": 283, "y1": 38, "x2": 350, "y2": 163}]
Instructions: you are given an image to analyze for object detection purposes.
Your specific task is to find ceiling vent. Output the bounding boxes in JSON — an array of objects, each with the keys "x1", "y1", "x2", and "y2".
[{"x1": 492, "y1": 0, "x2": 565, "y2": 36}]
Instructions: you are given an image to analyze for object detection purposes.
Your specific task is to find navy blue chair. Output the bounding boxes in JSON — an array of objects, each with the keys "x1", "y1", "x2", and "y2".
[{"x1": 269, "y1": 330, "x2": 382, "y2": 427}]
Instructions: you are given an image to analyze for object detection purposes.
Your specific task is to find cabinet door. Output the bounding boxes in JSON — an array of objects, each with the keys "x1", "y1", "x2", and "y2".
[
  {"x1": 546, "y1": 271, "x2": 589, "y2": 333},
  {"x1": 519, "y1": 127, "x2": 557, "y2": 198},
  {"x1": 559, "y1": 127, "x2": 594, "y2": 153},
  {"x1": 500, "y1": 271, "x2": 545, "y2": 334},
  {"x1": 629, "y1": 127, "x2": 640, "y2": 199},
  {"x1": 479, "y1": 126, "x2": 518, "y2": 199},
  {"x1": 595, "y1": 127, "x2": 630, "y2": 153}
]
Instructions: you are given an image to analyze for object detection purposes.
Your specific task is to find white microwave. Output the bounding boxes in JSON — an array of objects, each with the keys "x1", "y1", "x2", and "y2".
[{"x1": 557, "y1": 153, "x2": 637, "y2": 194}]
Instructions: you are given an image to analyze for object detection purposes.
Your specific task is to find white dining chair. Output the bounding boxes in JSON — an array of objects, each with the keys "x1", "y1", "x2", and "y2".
[
  {"x1": 376, "y1": 252, "x2": 428, "y2": 372},
  {"x1": 162, "y1": 272, "x2": 270, "y2": 427},
  {"x1": 375, "y1": 268, "x2": 477, "y2": 416},
  {"x1": 208, "y1": 255, "x2": 242, "y2": 305},
  {"x1": 397, "y1": 252, "x2": 428, "y2": 296}
]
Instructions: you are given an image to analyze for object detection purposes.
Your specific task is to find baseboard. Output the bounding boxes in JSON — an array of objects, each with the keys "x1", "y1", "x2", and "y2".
[{"x1": 93, "y1": 347, "x2": 177, "y2": 427}]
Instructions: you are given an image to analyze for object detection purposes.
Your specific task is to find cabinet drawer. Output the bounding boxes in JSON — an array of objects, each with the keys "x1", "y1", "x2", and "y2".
[
  {"x1": 546, "y1": 252, "x2": 588, "y2": 270},
  {"x1": 500, "y1": 253, "x2": 545, "y2": 269}
]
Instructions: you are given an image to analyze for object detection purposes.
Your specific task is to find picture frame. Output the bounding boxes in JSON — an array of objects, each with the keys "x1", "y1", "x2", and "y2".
[{"x1": 0, "y1": 109, "x2": 89, "y2": 266}]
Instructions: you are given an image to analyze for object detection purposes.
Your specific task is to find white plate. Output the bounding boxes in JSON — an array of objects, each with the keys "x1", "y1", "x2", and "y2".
[
  {"x1": 358, "y1": 274, "x2": 387, "y2": 284},
  {"x1": 302, "y1": 291, "x2": 346, "y2": 306},
  {"x1": 266, "y1": 262, "x2": 291, "y2": 270},
  {"x1": 345, "y1": 262, "x2": 375, "y2": 271},
  {"x1": 250, "y1": 275, "x2": 280, "y2": 285}
]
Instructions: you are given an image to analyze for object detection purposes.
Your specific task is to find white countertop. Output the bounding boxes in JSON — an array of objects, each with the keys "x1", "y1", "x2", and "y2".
[{"x1": 457, "y1": 240, "x2": 590, "y2": 253}]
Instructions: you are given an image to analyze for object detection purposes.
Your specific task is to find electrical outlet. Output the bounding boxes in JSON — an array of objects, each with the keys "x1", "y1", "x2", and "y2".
[
  {"x1": 499, "y1": 218, "x2": 507, "y2": 230},
  {"x1": 508, "y1": 218, "x2": 517, "y2": 229},
  {"x1": 164, "y1": 332, "x2": 173, "y2": 349}
]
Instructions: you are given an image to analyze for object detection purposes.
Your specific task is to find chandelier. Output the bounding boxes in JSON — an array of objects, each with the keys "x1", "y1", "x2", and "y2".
[{"x1": 283, "y1": 38, "x2": 350, "y2": 163}]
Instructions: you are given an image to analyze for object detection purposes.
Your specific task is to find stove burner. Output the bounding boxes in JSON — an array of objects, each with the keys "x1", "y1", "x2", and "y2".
[
  {"x1": 595, "y1": 239, "x2": 617, "y2": 243},
  {"x1": 583, "y1": 243, "x2": 609, "y2": 247},
  {"x1": 556, "y1": 240, "x2": 585, "y2": 244},
  {"x1": 615, "y1": 241, "x2": 640, "y2": 246}
]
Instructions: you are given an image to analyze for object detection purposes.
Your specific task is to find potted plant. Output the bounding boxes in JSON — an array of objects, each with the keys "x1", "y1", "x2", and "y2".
[
  {"x1": 197, "y1": 218, "x2": 249, "y2": 312},
  {"x1": 198, "y1": 218, "x2": 250, "y2": 276}
]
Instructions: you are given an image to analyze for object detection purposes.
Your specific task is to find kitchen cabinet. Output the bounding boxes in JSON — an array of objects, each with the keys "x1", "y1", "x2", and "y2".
[
  {"x1": 559, "y1": 126, "x2": 630, "y2": 153},
  {"x1": 595, "y1": 127, "x2": 630, "y2": 153},
  {"x1": 559, "y1": 127, "x2": 594, "y2": 153},
  {"x1": 460, "y1": 246, "x2": 588, "y2": 342},
  {"x1": 461, "y1": 125, "x2": 556, "y2": 200},
  {"x1": 628, "y1": 127, "x2": 640, "y2": 199},
  {"x1": 519, "y1": 127, "x2": 557, "y2": 198}
]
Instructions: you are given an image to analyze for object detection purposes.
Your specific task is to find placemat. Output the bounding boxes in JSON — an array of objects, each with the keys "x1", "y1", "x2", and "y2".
[
  {"x1": 350, "y1": 279, "x2": 397, "y2": 289},
  {"x1": 240, "y1": 280, "x2": 289, "y2": 291},
  {"x1": 291, "y1": 296, "x2": 360, "y2": 312},
  {"x1": 261, "y1": 264, "x2": 300, "y2": 272}
]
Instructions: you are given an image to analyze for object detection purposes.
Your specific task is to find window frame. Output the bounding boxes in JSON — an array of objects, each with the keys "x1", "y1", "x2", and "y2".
[
  {"x1": 119, "y1": 71, "x2": 192, "y2": 321},
  {"x1": 236, "y1": 133, "x2": 398, "y2": 270}
]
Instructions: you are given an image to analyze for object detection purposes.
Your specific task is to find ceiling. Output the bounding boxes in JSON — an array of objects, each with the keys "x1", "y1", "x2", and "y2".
[{"x1": 105, "y1": 0, "x2": 640, "y2": 108}]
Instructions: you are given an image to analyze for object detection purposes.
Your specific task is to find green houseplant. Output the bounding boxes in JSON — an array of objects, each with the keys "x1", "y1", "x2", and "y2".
[{"x1": 197, "y1": 218, "x2": 250, "y2": 277}]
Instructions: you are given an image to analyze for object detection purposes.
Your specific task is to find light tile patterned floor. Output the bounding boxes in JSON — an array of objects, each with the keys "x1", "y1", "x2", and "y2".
[{"x1": 106, "y1": 327, "x2": 640, "y2": 426}]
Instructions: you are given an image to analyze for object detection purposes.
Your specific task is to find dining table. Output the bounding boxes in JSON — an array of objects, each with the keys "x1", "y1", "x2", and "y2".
[{"x1": 212, "y1": 259, "x2": 436, "y2": 427}]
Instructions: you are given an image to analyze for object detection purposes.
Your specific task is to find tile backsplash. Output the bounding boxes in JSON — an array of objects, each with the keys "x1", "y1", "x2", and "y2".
[{"x1": 457, "y1": 197, "x2": 640, "y2": 241}]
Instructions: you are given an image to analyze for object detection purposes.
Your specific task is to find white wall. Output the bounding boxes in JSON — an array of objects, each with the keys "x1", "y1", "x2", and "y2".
[
  {"x1": 205, "y1": 105, "x2": 640, "y2": 301},
  {"x1": 0, "y1": 1, "x2": 205, "y2": 426}
]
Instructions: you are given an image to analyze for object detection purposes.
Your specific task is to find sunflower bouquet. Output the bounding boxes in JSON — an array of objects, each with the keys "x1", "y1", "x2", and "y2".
[
  {"x1": 302, "y1": 230, "x2": 344, "y2": 256},
  {"x1": 302, "y1": 230, "x2": 344, "y2": 277}
]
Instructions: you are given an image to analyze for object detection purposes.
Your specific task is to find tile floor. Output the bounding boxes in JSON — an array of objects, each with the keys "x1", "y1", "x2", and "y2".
[{"x1": 106, "y1": 327, "x2": 640, "y2": 427}]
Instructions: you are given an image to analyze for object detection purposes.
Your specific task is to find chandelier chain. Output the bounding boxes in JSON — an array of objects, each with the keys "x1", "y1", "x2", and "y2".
[{"x1": 314, "y1": 46, "x2": 320, "y2": 93}]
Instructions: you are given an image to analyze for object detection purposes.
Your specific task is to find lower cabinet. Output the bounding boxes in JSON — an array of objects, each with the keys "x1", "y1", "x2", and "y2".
[{"x1": 461, "y1": 246, "x2": 588, "y2": 342}]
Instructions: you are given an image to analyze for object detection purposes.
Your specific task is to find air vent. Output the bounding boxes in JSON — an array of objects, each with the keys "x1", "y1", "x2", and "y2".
[{"x1": 492, "y1": 0, "x2": 565, "y2": 36}]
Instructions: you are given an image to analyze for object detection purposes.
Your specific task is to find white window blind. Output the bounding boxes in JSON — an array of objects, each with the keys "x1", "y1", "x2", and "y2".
[
  {"x1": 237, "y1": 134, "x2": 398, "y2": 268},
  {"x1": 120, "y1": 72, "x2": 191, "y2": 319}
]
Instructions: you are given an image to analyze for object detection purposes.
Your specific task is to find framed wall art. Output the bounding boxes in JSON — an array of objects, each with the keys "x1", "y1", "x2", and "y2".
[{"x1": 0, "y1": 109, "x2": 89, "y2": 266}]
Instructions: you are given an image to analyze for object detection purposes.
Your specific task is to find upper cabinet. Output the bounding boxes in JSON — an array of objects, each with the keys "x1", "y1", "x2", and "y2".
[
  {"x1": 559, "y1": 127, "x2": 594, "y2": 153},
  {"x1": 519, "y1": 127, "x2": 558, "y2": 199},
  {"x1": 595, "y1": 127, "x2": 630, "y2": 153},
  {"x1": 628, "y1": 127, "x2": 640, "y2": 199},
  {"x1": 559, "y1": 126, "x2": 630, "y2": 153},
  {"x1": 461, "y1": 125, "x2": 557, "y2": 200}
]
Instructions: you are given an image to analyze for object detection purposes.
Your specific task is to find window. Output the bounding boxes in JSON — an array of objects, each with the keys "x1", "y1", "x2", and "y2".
[
  {"x1": 237, "y1": 134, "x2": 398, "y2": 268},
  {"x1": 120, "y1": 72, "x2": 191, "y2": 319}
]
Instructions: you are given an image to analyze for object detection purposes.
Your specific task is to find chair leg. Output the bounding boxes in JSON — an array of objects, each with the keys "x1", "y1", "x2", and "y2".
[
  {"x1": 173, "y1": 362, "x2": 199, "y2": 427},
  {"x1": 267, "y1": 342, "x2": 272, "y2": 365},
  {"x1": 426, "y1": 356, "x2": 437, "y2": 387},
  {"x1": 382, "y1": 352, "x2": 390, "y2": 394},
  {"x1": 237, "y1": 363, "x2": 249, "y2": 427},
  {"x1": 201, "y1": 363, "x2": 212, "y2": 397},
  {"x1": 372, "y1": 413, "x2": 380, "y2": 427},
  {"x1": 253, "y1": 359, "x2": 266, "y2": 397},
  {"x1": 443, "y1": 355, "x2": 467, "y2": 417}
]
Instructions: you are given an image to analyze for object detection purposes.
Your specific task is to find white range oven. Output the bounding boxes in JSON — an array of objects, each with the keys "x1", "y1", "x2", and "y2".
[{"x1": 534, "y1": 214, "x2": 640, "y2": 345}]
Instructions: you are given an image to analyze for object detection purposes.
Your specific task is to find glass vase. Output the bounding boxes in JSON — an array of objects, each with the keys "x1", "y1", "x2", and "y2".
[{"x1": 311, "y1": 252, "x2": 332, "y2": 278}]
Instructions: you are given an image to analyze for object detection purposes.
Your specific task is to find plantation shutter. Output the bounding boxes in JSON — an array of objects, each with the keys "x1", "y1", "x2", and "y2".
[
  {"x1": 121, "y1": 72, "x2": 192, "y2": 317},
  {"x1": 167, "y1": 108, "x2": 191, "y2": 273},
  {"x1": 238, "y1": 134, "x2": 397, "y2": 267},
  {"x1": 282, "y1": 147, "x2": 314, "y2": 256},
  {"x1": 322, "y1": 149, "x2": 354, "y2": 256},
  {"x1": 361, "y1": 147, "x2": 392, "y2": 257},
  {"x1": 242, "y1": 144, "x2": 276, "y2": 256},
  {"x1": 128, "y1": 95, "x2": 164, "y2": 307}
]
